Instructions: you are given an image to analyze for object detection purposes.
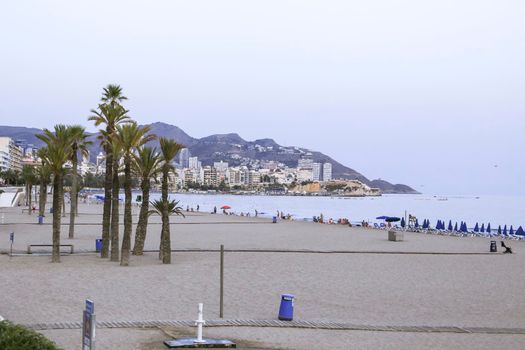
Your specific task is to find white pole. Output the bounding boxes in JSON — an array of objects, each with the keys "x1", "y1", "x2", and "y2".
[{"x1": 194, "y1": 303, "x2": 206, "y2": 343}]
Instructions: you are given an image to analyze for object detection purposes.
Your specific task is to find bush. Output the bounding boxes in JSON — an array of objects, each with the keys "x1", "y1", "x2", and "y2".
[{"x1": 0, "y1": 320, "x2": 62, "y2": 350}]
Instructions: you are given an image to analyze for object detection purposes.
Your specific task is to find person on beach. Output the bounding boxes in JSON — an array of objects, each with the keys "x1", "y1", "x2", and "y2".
[
  {"x1": 197, "y1": 205, "x2": 199, "y2": 211},
  {"x1": 255, "y1": 209, "x2": 258, "y2": 217},
  {"x1": 214, "y1": 206, "x2": 217, "y2": 214}
]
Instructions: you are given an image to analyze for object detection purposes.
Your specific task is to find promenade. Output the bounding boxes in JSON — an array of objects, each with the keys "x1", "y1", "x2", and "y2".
[{"x1": 1, "y1": 203, "x2": 524, "y2": 349}]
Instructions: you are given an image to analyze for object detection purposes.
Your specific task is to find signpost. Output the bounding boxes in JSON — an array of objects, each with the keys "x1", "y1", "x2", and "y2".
[
  {"x1": 9, "y1": 232, "x2": 14, "y2": 257},
  {"x1": 82, "y1": 299, "x2": 96, "y2": 350}
]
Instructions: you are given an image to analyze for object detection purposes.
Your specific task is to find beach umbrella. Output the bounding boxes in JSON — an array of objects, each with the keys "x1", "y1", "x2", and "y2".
[
  {"x1": 497, "y1": 225, "x2": 502, "y2": 235},
  {"x1": 503, "y1": 225, "x2": 508, "y2": 236},
  {"x1": 385, "y1": 217, "x2": 400, "y2": 222},
  {"x1": 480, "y1": 223, "x2": 485, "y2": 233},
  {"x1": 487, "y1": 223, "x2": 491, "y2": 234},
  {"x1": 220, "y1": 205, "x2": 231, "y2": 209},
  {"x1": 510, "y1": 226, "x2": 514, "y2": 236},
  {"x1": 454, "y1": 222, "x2": 458, "y2": 231},
  {"x1": 376, "y1": 216, "x2": 389, "y2": 220},
  {"x1": 462, "y1": 222, "x2": 468, "y2": 233},
  {"x1": 400, "y1": 217, "x2": 406, "y2": 228},
  {"x1": 516, "y1": 226, "x2": 524, "y2": 236},
  {"x1": 474, "y1": 223, "x2": 479, "y2": 232},
  {"x1": 415, "y1": 219, "x2": 419, "y2": 228},
  {"x1": 435, "y1": 220, "x2": 440, "y2": 229},
  {"x1": 448, "y1": 220, "x2": 453, "y2": 231}
]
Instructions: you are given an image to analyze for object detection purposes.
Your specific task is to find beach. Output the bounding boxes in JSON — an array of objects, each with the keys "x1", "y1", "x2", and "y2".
[{"x1": 1, "y1": 203, "x2": 525, "y2": 349}]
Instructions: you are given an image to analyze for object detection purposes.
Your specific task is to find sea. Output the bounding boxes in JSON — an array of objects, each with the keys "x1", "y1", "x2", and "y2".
[{"x1": 138, "y1": 193, "x2": 524, "y2": 229}]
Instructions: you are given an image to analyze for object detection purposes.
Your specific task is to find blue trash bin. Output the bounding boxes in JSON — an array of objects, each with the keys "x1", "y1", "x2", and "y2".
[
  {"x1": 278, "y1": 294, "x2": 294, "y2": 321},
  {"x1": 49, "y1": 207, "x2": 53, "y2": 214},
  {"x1": 38, "y1": 216, "x2": 43, "y2": 225},
  {"x1": 95, "y1": 239, "x2": 103, "y2": 252},
  {"x1": 272, "y1": 216, "x2": 277, "y2": 223}
]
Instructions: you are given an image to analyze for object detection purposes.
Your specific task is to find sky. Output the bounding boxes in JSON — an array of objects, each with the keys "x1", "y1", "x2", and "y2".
[{"x1": 0, "y1": 0, "x2": 524, "y2": 195}]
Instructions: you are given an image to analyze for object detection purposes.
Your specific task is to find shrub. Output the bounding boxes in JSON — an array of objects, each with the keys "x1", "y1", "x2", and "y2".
[{"x1": 0, "y1": 320, "x2": 62, "y2": 350}]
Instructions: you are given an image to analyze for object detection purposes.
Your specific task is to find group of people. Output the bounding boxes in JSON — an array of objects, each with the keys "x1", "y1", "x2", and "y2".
[{"x1": 312, "y1": 215, "x2": 351, "y2": 225}]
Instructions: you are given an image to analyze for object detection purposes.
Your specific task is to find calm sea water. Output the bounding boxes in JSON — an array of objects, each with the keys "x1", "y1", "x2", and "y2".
[{"x1": 140, "y1": 193, "x2": 524, "y2": 229}]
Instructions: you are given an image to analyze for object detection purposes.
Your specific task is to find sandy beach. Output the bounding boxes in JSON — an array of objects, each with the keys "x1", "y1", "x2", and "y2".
[{"x1": 1, "y1": 202, "x2": 525, "y2": 349}]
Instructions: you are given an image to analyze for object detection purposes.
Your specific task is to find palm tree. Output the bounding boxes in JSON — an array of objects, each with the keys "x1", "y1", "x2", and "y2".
[
  {"x1": 21, "y1": 165, "x2": 36, "y2": 215},
  {"x1": 149, "y1": 199, "x2": 185, "y2": 258},
  {"x1": 36, "y1": 148, "x2": 51, "y2": 218},
  {"x1": 89, "y1": 101, "x2": 129, "y2": 258},
  {"x1": 158, "y1": 138, "x2": 185, "y2": 264},
  {"x1": 132, "y1": 146, "x2": 162, "y2": 256},
  {"x1": 37, "y1": 125, "x2": 73, "y2": 263},
  {"x1": 114, "y1": 123, "x2": 155, "y2": 266},
  {"x1": 67, "y1": 126, "x2": 92, "y2": 239},
  {"x1": 101, "y1": 84, "x2": 128, "y2": 107}
]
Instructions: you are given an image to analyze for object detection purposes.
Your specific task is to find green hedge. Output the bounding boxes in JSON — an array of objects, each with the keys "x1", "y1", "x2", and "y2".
[{"x1": 0, "y1": 321, "x2": 62, "y2": 350}]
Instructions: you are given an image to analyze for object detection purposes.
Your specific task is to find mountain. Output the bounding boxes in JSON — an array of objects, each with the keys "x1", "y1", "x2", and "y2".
[{"x1": 0, "y1": 124, "x2": 418, "y2": 194}]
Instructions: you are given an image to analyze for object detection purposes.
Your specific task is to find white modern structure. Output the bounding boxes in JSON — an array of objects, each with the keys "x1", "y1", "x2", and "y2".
[
  {"x1": 312, "y1": 162, "x2": 322, "y2": 181},
  {"x1": 0, "y1": 137, "x2": 23, "y2": 172},
  {"x1": 323, "y1": 162, "x2": 332, "y2": 181}
]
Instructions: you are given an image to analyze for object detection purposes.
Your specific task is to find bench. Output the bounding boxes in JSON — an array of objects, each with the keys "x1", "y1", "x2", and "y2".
[{"x1": 27, "y1": 244, "x2": 74, "y2": 254}]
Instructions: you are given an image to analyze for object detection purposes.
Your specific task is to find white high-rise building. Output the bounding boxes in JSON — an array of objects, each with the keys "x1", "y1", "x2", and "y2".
[
  {"x1": 297, "y1": 157, "x2": 314, "y2": 169},
  {"x1": 178, "y1": 148, "x2": 190, "y2": 168},
  {"x1": 0, "y1": 137, "x2": 23, "y2": 172},
  {"x1": 323, "y1": 163, "x2": 332, "y2": 181},
  {"x1": 312, "y1": 163, "x2": 322, "y2": 181},
  {"x1": 189, "y1": 156, "x2": 200, "y2": 170}
]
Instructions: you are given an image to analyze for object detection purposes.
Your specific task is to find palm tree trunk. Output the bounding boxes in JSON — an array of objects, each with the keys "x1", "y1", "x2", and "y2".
[
  {"x1": 110, "y1": 156, "x2": 120, "y2": 262},
  {"x1": 133, "y1": 180, "x2": 150, "y2": 255},
  {"x1": 52, "y1": 174, "x2": 62, "y2": 263},
  {"x1": 161, "y1": 216, "x2": 170, "y2": 264},
  {"x1": 38, "y1": 182, "x2": 47, "y2": 217},
  {"x1": 27, "y1": 184, "x2": 32, "y2": 215},
  {"x1": 101, "y1": 150, "x2": 113, "y2": 258},
  {"x1": 161, "y1": 167, "x2": 171, "y2": 264},
  {"x1": 69, "y1": 152, "x2": 78, "y2": 238},
  {"x1": 120, "y1": 156, "x2": 132, "y2": 266}
]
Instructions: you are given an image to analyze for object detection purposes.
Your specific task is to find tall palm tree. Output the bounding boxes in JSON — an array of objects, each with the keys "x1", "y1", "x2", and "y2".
[
  {"x1": 89, "y1": 101, "x2": 129, "y2": 258},
  {"x1": 158, "y1": 138, "x2": 185, "y2": 264},
  {"x1": 37, "y1": 125, "x2": 73, "y2": 263},
  {"x1": 36, "y1": 148, "x2": 51, "y2": 218},
  {"x1": 114, "y1": 123, "x2": 155, "y2": 266},
  {"x1": 22, "y1": 165, "x2": 36, "y2": 215},
  {"x1": 67, "y1": 126, "x2": 92, "y2": 239},
  {"x1": 132, "y1": 146, "x2": 162, "y2": 256}
]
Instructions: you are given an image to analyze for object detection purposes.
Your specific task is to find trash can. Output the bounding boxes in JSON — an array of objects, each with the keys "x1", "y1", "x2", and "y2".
[
  {"x1": 490, "y1": 241, "x2": 497, "y2": 253},
  {"x1": 38, "y1": 216, "x2": 43, "y2": 225},
  {"x1": 95, "y1": 239, "x2": 103, "y2": 252},
  {"x1": 49, "y1": 207, "x2": 53, "y2": 214},
  {"x1": 278, "y1": 294, "x2": 294, "y2": 321},
  {"x1": 272, "y1": 216, "x2": 277, "y2": 223}
]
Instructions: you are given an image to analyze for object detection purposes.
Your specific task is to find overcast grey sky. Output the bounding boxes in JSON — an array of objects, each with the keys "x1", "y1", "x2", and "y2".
[{"x1": 0, "y1": 0, "x2": 524, "y2": 195}]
